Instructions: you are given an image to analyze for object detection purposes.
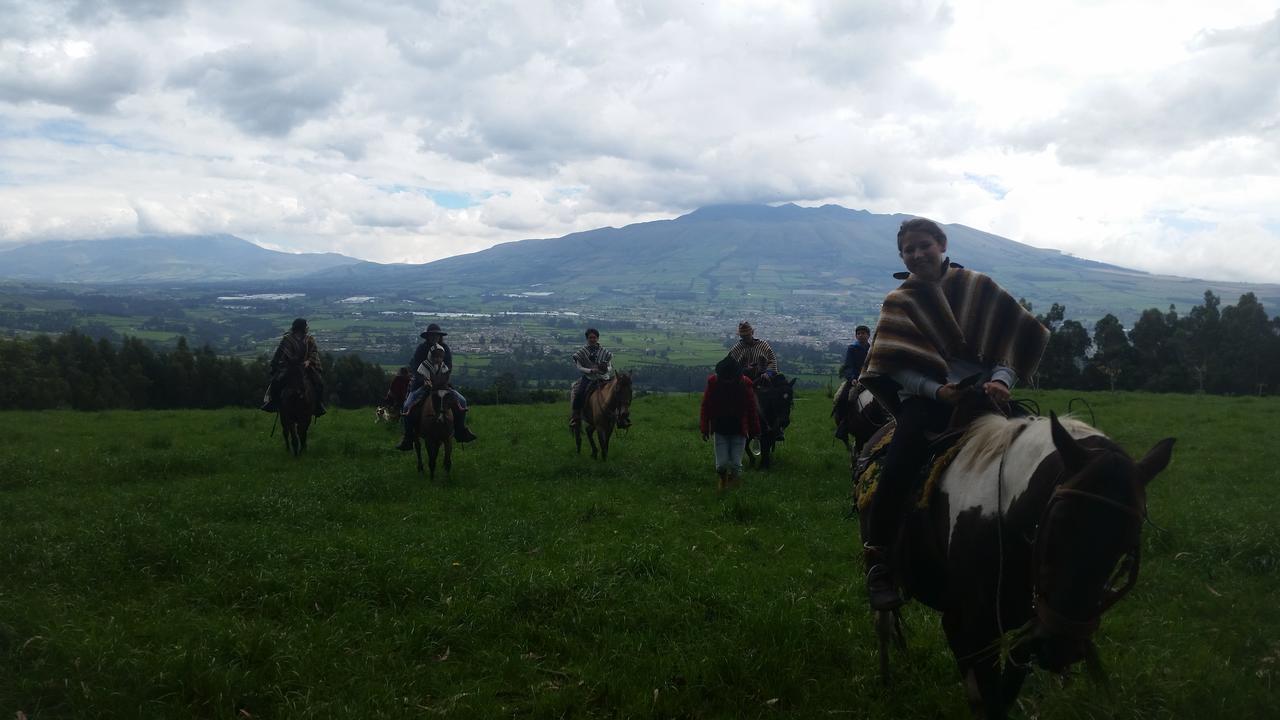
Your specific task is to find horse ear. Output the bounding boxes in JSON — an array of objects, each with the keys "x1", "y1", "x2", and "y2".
[
  {"x1": 1049, "y1": 411, "x2": 1089, "y2": 472},
  {"x1": 1134, "y1": 437, "x2": 1175, "y2": 487}
]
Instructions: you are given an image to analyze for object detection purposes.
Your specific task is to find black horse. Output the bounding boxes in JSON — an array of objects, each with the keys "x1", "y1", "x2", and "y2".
[
  {"x1": 747, "y1": 374, "x2": 795, "y2": 469},
  {"x1": 278, "y1": 363, "x2": 314, "y2": 457},
  {"x1": 855, "y1": 397, "x2": 1174, "y2": 718}
]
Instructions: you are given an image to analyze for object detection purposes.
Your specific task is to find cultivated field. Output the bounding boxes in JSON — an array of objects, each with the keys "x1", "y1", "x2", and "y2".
[{"x1": 1, "y1": 392, "x2": 1277, "y2": 718}]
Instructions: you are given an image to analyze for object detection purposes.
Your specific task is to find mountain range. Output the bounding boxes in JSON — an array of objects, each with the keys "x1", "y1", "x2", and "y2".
[
  {"x1": 3, "y1": 205, "x2": 1277, "y2": 322},
  {"x1": 0, "y1": 234, "x2": 360, "y2": 283}
]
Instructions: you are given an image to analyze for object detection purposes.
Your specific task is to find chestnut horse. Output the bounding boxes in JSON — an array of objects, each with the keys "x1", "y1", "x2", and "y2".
[
  {"x1": 412, "y1": 371, "x2": 455, "y2": 480},
  {"x1": 856, "y1": 400, "x2": 1174, "y2": 718},
  {"x1": 573, "y1": 372, "x2": 632, "y2": 461},
  {"x1": 278, "y1": 363, "x2": 313, "y2": 457}
]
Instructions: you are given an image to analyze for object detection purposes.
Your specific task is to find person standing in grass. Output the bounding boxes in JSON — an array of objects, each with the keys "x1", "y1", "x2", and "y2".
[{"x1": 699, "y1": 355, "x2": 761, "y2": 490}]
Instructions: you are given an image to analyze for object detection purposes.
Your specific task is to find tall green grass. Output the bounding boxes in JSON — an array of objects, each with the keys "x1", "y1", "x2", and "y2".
[{"x1": 1, "y1": 392, "x2": 1276, "y2": 718}]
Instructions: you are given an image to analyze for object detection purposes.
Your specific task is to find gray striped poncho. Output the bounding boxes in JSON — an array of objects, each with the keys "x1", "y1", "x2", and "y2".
[{"x1": 573, "y1": 344, "x2": 613, "y2": 373}]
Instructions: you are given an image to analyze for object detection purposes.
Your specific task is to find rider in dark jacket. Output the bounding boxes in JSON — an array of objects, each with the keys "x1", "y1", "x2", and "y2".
[{"x1": 396, "y1": 323, "x2": 477, "y2": 449}]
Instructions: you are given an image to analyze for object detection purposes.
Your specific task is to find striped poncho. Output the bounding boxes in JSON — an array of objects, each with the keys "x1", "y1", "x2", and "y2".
[{"x1": 860, "y1": 262, "x2": 1048, "y2": 404}]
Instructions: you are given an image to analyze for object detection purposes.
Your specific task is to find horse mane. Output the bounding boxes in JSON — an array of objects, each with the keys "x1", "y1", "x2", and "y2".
[{"x1": 955, "y1": 413, "x2": 1102, "y2": 474}]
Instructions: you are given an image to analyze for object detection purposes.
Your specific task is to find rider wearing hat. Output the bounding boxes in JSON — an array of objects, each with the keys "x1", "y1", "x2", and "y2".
[
  {"x1": 396, "y1": 322, "x2": 477, "y2": 449},
  {"x1": 260, "y1": 317, "x2": 326, "y2": 416},
  {"x1": 727, "y1": 321, "x2": 778, "y2": 382}
]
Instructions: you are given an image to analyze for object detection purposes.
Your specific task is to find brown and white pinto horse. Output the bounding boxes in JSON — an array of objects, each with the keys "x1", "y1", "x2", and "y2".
[
  {"x1": 573, "y1": 372, "x2": 632, "y2": 461},
  {"x1": 859, "y1": 407, "x2": 1174, "y2": 719}
]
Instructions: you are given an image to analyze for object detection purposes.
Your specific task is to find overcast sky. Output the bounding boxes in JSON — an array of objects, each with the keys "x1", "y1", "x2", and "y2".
[{"x1": 1, "y1": 0, "x2": 1277, "y2": 282}]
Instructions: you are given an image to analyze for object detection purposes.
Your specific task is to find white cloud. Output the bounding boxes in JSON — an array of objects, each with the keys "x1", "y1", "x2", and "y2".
[{"x1": 0, "y1": 0, "x2": 1276, "y2": 283}]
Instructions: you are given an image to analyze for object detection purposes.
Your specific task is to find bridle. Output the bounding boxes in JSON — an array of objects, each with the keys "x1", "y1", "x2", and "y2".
[
  {"x1": 601, "y1": 375, "x2": 631, "y2": 425},
  {"x1": 1031, "y1": 481, "x2": 1145, "y2": 640}
]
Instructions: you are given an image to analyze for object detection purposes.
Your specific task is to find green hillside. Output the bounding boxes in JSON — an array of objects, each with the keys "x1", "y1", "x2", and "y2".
[{"x1": 2, "y1": 392, "x2": 1276, "y2": 717}]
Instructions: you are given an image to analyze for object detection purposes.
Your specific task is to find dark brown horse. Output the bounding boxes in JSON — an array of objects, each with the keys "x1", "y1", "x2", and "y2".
[
  {"x1": 573, "y1": 372, "x2": 632, "y2": 461},
  {"x1": 278, "y1": 364, "x2": 313, "y2": 457},
  {"x1": 413, "y1": 375, "x2": 455, "y2": 480},
  {"x1": 856, "y1": 403, "x2": 1174, "y2": 718},
  {"x1": 746, "y1": 375, "x2": 794, "y2": 469},
  {"x1": 834, "y1": 380, "x2": 890, "y2": 457}
]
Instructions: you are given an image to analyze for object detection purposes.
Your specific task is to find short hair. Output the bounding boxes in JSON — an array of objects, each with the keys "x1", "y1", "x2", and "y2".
[
  {"x1": 897, "y1": 218, "x2": 946, "y2": 249},
  {"x1": 585, "y1": 328, "x2": 600, "y2": 338},
  {"x1": 855, "y1": 325, "x2": 871, "y2": 334},
  {"x1": 290, "y1": 318, "x2": 308, "y2": 333}
]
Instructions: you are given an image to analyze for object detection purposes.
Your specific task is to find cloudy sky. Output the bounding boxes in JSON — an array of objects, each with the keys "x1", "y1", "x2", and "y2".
[{"x1": 1, "y1": 0, "x2": 1277, "y2": 282}]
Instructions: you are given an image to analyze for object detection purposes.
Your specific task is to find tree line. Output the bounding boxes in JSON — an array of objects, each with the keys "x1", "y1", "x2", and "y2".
[
  {"x1": 0, "y1": 331, "x2": 387, "y2": 411},
  {"x1": 1027, "y1": 291, "x2": 1280, "y2": 395}
]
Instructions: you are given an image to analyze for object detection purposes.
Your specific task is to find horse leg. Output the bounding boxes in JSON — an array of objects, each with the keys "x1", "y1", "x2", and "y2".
[
  {"x1": 761, "y1": 436, "x2": 772, "y2": 469},
  {"x1": 943, "y1": 612, "x2": 1010, "y2": 720},
  {"x1": 414, "y1": 439, "x2": 424, "y2": 475},
  {"x1": 599, "y1": 426, "x2": 610, "y2": 461},
  {"x1": 586, "y1": 426, "x2": 599, "y2": 459},
  {"x1": 573, "y1": 423, "x2": 582, "y2": 454},
  {"x1": 443, "y1": 436, "x2": 452, "y2": 474},
  {"x1": 427, "y1": 437, "x2": 439, "y2": 481},
  {"x1": 299, "y1": 423, "x2": 308, "y2": 454}
]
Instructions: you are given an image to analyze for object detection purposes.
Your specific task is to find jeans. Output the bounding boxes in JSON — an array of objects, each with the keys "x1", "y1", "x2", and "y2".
[{"x1": 713, "y1": 433, "x2": 746, "y2": 475}]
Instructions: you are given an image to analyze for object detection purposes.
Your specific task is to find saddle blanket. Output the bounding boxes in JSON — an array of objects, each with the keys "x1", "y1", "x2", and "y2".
[{"x1": 853, "y1": 426, "x2": 964, "y2": 513}]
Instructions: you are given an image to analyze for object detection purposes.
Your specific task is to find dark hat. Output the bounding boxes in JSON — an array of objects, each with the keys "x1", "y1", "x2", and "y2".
[
  {"x1": 715, "y1": 355, "x2": 740, "y2": 379},
  {"x1": 419, "y1": 322, "x2": 447, "y2": 339},
  {"x1": 737, "y1": 321, "x2": 753, "y2": 335},
  {"x1": 290, "y1": 318, "x2": 308, "y2": 333}
]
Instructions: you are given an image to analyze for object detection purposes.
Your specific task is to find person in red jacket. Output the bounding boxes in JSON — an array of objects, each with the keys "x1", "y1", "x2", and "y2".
[{"x1": 700, "y1": 355, "x2": 762, "y2": 490}]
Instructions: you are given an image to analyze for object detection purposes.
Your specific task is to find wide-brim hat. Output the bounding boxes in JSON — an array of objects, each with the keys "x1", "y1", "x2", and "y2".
[{"x1": 419, "y1": 322, "x2": 448, "y2": 339}]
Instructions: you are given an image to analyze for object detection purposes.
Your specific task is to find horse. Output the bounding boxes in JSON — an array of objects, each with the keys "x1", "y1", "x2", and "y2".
[
  {"x1": 855, "y1": 396, "x2": 1174, "y2": 719},
  {"x1": 746, "y1": 374, "x2": 795, "y2": 469},
  {"x1": 574, "y1": 371, "x2": 633, "y2": 461},
  {"x1": 834, "y1": 379, "x2": 890, "y2": 457},
  {"x1": 278, "y1": 363, "x2": 314, "y2": 457},
  {"x1": 412, "y1": 371, "x2": 455, "y2": 480}
]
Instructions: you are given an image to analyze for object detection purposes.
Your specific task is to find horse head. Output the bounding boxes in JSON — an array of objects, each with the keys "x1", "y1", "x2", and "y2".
[
  {"x1": 758, "y1": 376, "x2": 796, "y2": 432},
  {"x1": 612, "y1": 372, "x2": 633, "y2": 428},
  {"x1": 1027, "y1": 412, "x2": 1175, "y2": 673}
]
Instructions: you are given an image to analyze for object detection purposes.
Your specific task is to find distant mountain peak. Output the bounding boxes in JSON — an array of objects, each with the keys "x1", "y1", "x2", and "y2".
[{"x1": 677, "y1": 203, "x2": 874, "y2": 223}]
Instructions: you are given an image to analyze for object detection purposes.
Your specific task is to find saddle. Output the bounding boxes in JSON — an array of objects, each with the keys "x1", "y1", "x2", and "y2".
[
  {"x1": 852, "y1": 389, "x2": 1036, "y2": 514},
  {"x1": 853, "y1": 424, "x2": 968, "y2": 514}
]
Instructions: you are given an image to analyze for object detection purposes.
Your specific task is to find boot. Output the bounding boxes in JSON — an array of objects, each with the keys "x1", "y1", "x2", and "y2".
[
  {"x1": 455, "y1": 412, "x2": 477, "y2": 443},
  {"x1": 864, "y1": 544, "x2": 904, "y2": 611},
  {"x1": 260, "y1": 399, "x2": 276, "y2": 413},
  {"x1": 717, "y1": 470, "x2": 727, "y2": 491},
  {"x1": 395, "y1": 416, "x2": 415, "y2": 451},
  {"x1": 569, "y1": 409, "x2": 580, "y2": 428},
  {"x1": 834, "y1": 420, "x2": 849, "y2": 441}
]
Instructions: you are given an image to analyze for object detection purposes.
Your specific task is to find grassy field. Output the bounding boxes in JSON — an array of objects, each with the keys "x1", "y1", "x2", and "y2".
[{"x1": 1, "y1": 391, "x2": 1277, "y2": 718}]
